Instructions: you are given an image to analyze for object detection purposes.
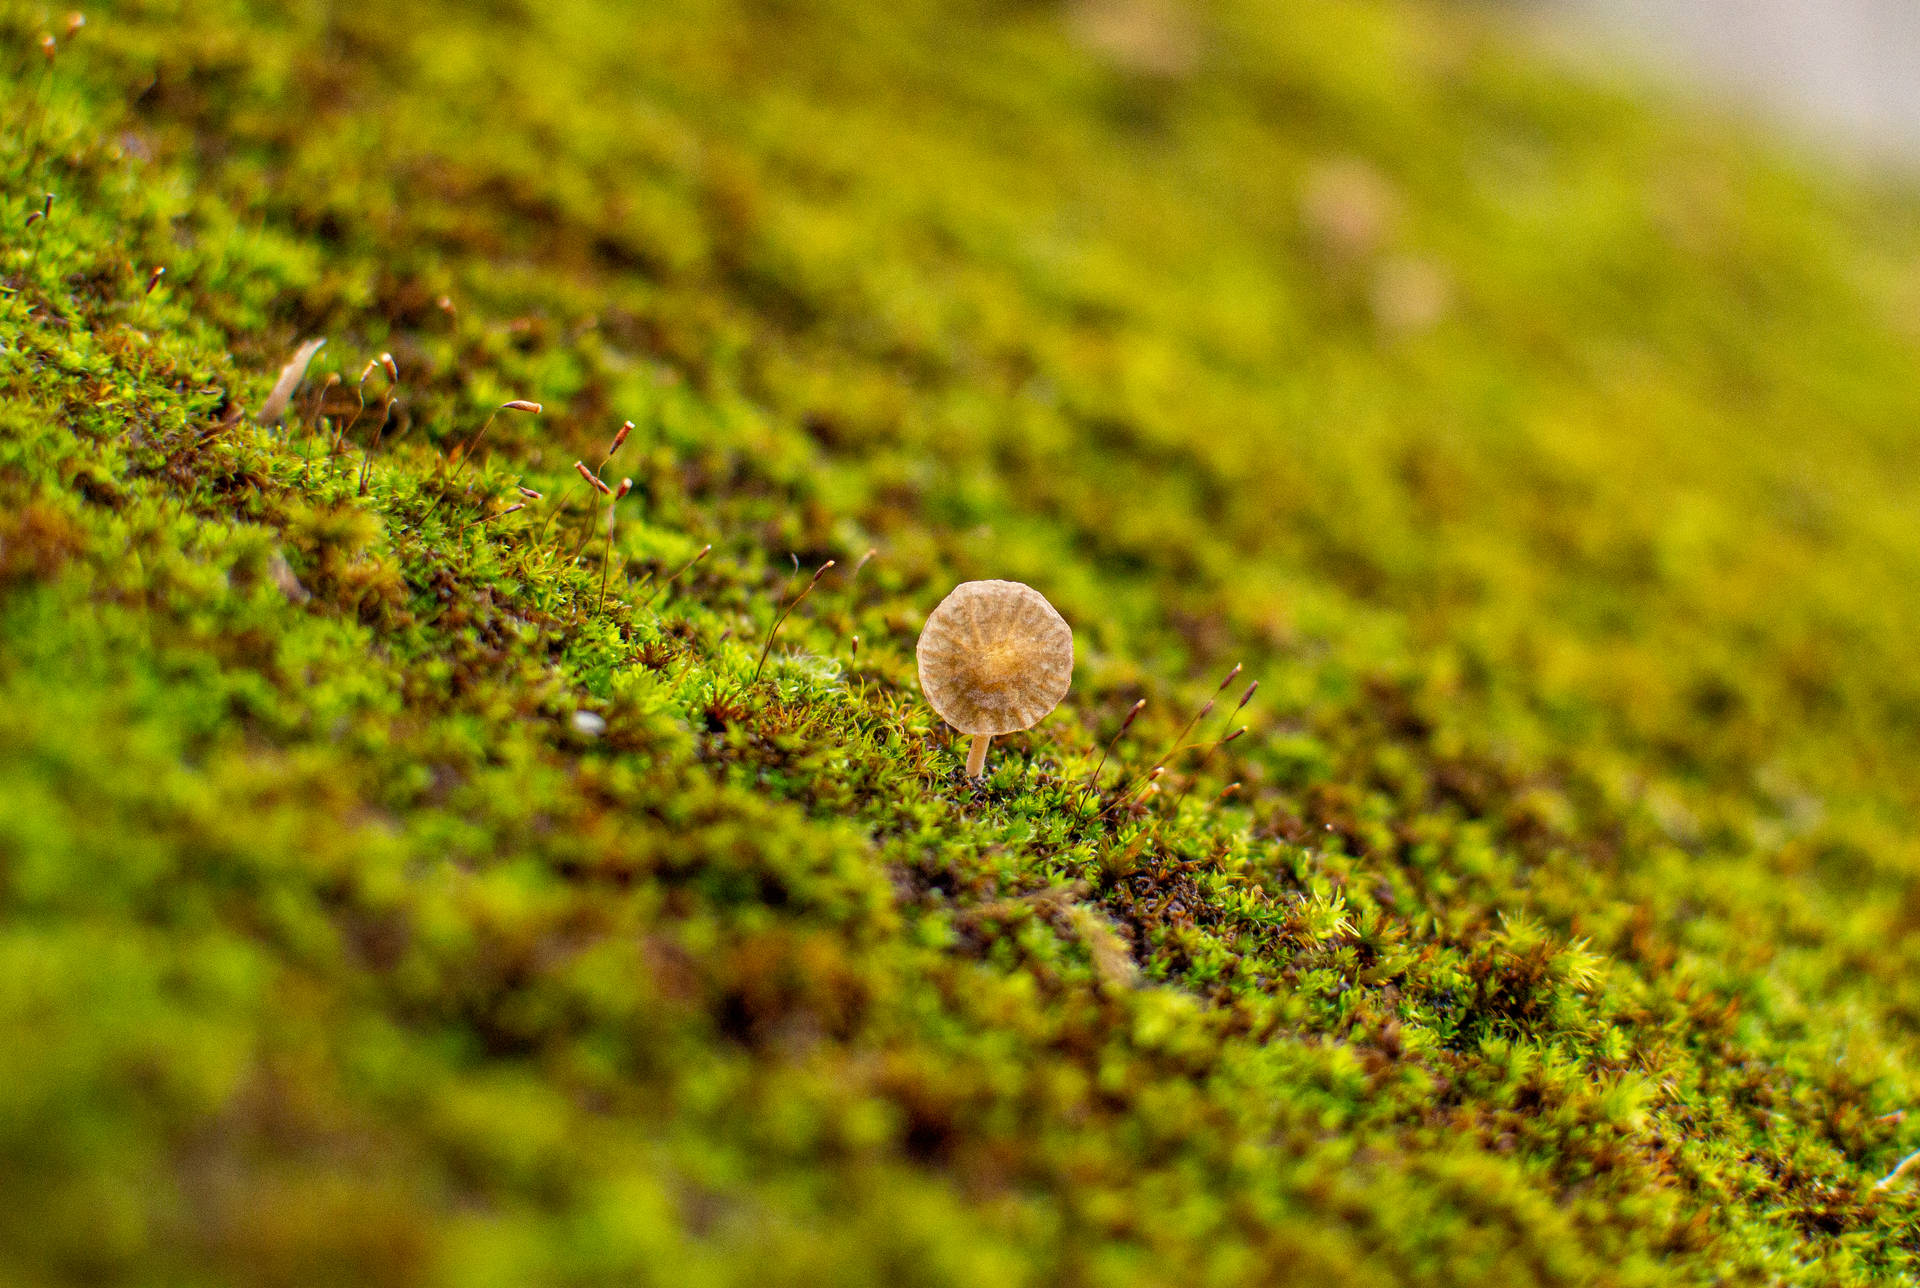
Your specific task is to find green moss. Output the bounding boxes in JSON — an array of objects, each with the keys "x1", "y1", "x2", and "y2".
[{"x1": 4, "y1": 0, "x2": 1920, "y2": 1282}]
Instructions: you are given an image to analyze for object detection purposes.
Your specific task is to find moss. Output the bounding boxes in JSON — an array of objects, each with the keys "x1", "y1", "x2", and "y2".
[{"x1": 4, "y1": 0, "x2": 1920, "y2": 1283}]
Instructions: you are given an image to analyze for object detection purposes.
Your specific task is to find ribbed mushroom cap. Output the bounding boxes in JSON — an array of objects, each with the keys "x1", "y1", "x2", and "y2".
[{"x1": 917, "y1": 580, "x2": 1073, "y2": 736}]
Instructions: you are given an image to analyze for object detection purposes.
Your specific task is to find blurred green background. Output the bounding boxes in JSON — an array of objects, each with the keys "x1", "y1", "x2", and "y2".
[{"x1": 5, "y1": 0, "x2": 1920, "y2": 1284}]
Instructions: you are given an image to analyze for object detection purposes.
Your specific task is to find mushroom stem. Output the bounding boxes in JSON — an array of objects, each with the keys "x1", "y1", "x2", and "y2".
[{"x1": 966, "y1": 734, "x2": 992, "y2": 778}]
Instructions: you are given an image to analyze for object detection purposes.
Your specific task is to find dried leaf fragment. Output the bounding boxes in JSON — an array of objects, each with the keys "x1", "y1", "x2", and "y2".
[{"x1": 258, "y1": 338, "x2": 326, "y2": 424}]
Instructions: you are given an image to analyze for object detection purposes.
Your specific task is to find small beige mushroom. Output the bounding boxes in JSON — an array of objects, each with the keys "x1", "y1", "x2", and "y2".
[{"x1": 917, "y1": 579, "x2": 1073, "y2": 779}]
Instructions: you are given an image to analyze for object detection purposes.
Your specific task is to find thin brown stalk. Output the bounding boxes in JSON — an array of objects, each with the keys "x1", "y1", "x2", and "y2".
[
  {"x1": 596, "y1": 508, "x2": 616, "y2": 614},
  {"x1": 331, "y1": 359, "x2": 378, "y2": 456},
  {"x1": 448, "y1": 400, "x2": 540, "y2": 486},
  {"x1": 461, "y1": 503, "x2": 524, "y2": 534},
  {"x1": 1080, "y1": 698, "x2": 1146, "y2": 810},
  {"x1": 303, "y1": 373, "x2": 340, "y2": 437},
  {"x1": 1106, "y1": 766, "x2": 1164, "y2": 816},
  {"x1": 595, "y1": 479, "x2": 631, "y2": 617},
  {"x1": 1101, "y1": 665, "x2": 1243, "y2": 821},
  {"x1": 753, "y1": 559, "x2": 836, "y2": 683},
  {"x1": 357, "y1": 402, "x2": 392, "y2": 497},
  {"x1": 838, "y1": 547, "x2": 877, "y2": 649},
  {"x1": 1166, "y1": 679, "x2": 1258, "y2": 817},
  {"x1": 14, "y1": 195, "x2": 52, "y2": 311},
  {"x1": 1153, "y1": 664, "x2": 1240, "y2": 766},
  {"x1": 568, "y1": 421, "x2": 634, "y2": 567},
  {"x1": 535, "y1": 480, "x2": 581, "y2": 548},
  {"x1": 565, "y1": 462, "x2": 614, "y2": 564},
  {"x1": 22, "y1": 37, "x2": 56, "y2": 173},
  {"x1": 643, "y1": 543, "x2": 710, "y2": 604},
  {"x1": 3, "y1": 195, "x2": 54, "y2": 324},
  {"x1": 357, "y1": 356, "x2": 399, "y2": 497}
]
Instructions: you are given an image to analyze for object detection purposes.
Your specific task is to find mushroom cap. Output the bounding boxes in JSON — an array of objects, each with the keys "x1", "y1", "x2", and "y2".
[{"x1": 917, "y1": 580, "x2": 1073, "y2": 736}]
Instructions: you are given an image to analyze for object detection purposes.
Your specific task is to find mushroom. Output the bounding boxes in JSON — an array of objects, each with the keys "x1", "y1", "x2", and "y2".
[{"x1": 917, "y1": 579, "x2": 1074, "y2": 779}]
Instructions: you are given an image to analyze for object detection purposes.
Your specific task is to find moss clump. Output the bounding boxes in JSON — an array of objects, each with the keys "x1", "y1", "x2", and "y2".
[{"x1": 4, "y1": 0, "x2": 1920, "y2": 1283}]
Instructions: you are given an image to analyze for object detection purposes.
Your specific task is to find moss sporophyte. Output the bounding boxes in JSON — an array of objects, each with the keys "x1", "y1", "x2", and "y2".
[{"x1": 916, "y1": 579, "x2": 1073, "y2": 778}]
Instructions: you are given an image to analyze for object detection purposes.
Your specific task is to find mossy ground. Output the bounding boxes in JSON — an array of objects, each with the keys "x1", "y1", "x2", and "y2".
[{"x1": 4, "y1": 0, "x2": 1920, "y2": 1283}]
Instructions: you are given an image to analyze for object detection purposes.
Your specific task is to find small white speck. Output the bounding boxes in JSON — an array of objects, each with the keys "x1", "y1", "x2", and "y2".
[{"x1": 571, "y1": 711, "x2": 607, "y2": 737}]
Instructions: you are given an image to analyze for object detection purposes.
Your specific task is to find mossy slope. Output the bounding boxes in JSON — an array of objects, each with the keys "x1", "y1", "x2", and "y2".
[{"x1": 4, "y1": 0, "x2": 1920, "y2": 1283}]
